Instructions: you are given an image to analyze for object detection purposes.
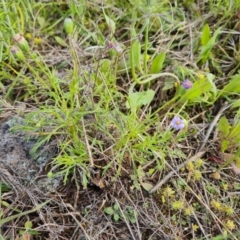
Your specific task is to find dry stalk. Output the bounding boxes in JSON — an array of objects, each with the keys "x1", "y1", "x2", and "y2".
[{"x1": 149, "y1": 150, "x2": 206, "y2": 193}]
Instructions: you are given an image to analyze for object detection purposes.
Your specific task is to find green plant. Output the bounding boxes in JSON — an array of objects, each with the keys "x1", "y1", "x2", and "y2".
[
  {"x1": 0, "y1": 188, "x2": 50, "y2": 226},
  {"x1": 19, "y1": 220, "x2": 39, "y2": 237},
  {"x1": 2, "y1": 0, "x2": 240, "y2": 238},
  {"x1": 104, "y1": 203, "x2": 137, "y2": 224},
  {"x1": 217, "y1": 115, "x2": 240, "y2": 161},
  {"x1": 197, "y1": 25, "x2": 221, "y2": 64},
  {"x1": 0, "y1": 180, "x2": 48, "y2": 238}
]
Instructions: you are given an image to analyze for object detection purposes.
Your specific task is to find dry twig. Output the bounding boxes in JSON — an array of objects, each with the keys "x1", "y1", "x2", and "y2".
[
  {"x1": 149, "y1": 150, "x2": 206, "y2": 193},
  {"x1": 198, "y1": 103, "x2": 231, "y2": 152}
]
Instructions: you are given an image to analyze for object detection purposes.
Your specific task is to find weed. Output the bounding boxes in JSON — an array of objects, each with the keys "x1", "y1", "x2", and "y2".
[
  {"x1": 1, "y1": 0, "x2": 240, "y2": 239},
  {"x1": 104, "y1": 203, "x2": 137, "y2": 224}
]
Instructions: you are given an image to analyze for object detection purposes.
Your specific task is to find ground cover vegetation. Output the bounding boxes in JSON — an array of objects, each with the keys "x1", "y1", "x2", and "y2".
[{"x1": 1, "y1": 0, "x2": 240, "y2": 239}]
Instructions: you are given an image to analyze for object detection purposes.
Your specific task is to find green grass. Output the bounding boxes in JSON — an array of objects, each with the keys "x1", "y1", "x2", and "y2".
[{"x1": 1, "y1": 0, "x2": 240, "y2": 239}]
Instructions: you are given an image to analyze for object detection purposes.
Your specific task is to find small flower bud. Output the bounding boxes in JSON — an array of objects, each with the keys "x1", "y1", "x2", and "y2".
[
  {"x1": 25, "y1": 33, "x2": 32, "y2": 39},
  {"x1": 13, "y1": 33, "x2": 30, "y2": 52},
  {"x1": 34, "y1": 37, "x2": 43, "y2": 45},
  {"x1": 47, "y1": 171, "x2": 53, "y2": 178},
  {"x1": 11, "y1": 46, "x2": 25, "y2": 61},
  {"x1": 106, "y1": 41, "x2": 123, "y2": 53},
  {"x1": 64, "y1": 17, "x2": 74, "y2": 35}
]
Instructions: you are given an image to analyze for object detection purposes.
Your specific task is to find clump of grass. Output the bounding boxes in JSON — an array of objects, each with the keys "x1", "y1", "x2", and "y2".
[{"x1": 2, "y1": 0, "x2": 240, "y2": 239}]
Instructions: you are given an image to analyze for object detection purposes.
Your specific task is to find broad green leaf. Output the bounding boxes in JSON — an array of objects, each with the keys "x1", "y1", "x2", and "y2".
[
  {"x1": 113, "y1": 204, "x2": 119, "y2": 211},
  {"x1": 114, "y1": 213, "x2": 120, "y2": 221},
  {"x1": 37, "y1": 16, "x2": 45, "y2": 28},
  {"x1": 162, "y1": 80, "x2": 174, "y2": 91},
  {"x1": 24, "y1": 220, "x2": 33, "y2": 229},
  {"x1": 128, "y1": 214, "x2": 137, "y2": 224},
  {"x1": 126, "y1": 89, "x2": 155, "y2": 109},
  {"x1": 55, "y1": 36, "x2": 68, "y2": 47},
  {"x1": 148, "y1": 168, "x2": 155, "y2": 175},
  {"x1": 231, "y1": 99, "x2": 240, "y2": 108},
  {"x1": 197, "y1": 27, "x2": 221, "y2": 64},
  {"x1": 228, "y1": 121, "x2": 240, "y2": 139},
  {"x1": 150, "y1": 52, "x2": 166, "y2": 74},
  {"x1": 201, "y1": 24, "x2": 211, "y2": 46},
  {"x1": 220, "y1": 139, "x2": 229, "y2": 152},
  {"x1": 179, "y1": 77, "x2": 212, "y2": 102},
  {"x1": 206, "y1": 73, "x2": 217, "y2": 97},
  {"x1": 218, "y1": 116, "x2": 230, "y2": 137},
  {"x1": 233, "y1": 134, "x2": 240, "y2": 144},
  {"x1": 130, "y1": 40, "x2": 143, "y2": 73},
  {"x1": 103, "y1": 12, "x2": 116, "y2": 35},
  {"x1": 219, "y1": 73, "x2": 240, "y2": 97},
  {"x1": 69, "y1": 1, "x2": 84, "y2": 15},
  {"x1": 104, "y1": 207, "x2": 114, "y2": 215}
]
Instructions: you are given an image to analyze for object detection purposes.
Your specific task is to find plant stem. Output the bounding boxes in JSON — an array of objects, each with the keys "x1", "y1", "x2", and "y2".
[{"x1": 144, "y1": 17, "x2": 149, "y2": 75}]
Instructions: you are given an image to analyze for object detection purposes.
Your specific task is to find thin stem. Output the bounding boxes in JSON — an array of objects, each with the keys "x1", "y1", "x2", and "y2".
[
  {"x1": 144, "y1": 17, "x2": 149, "y2": 74},
  {"x1": 137, "y1": 72, "x2": 180, "y2": 85}
]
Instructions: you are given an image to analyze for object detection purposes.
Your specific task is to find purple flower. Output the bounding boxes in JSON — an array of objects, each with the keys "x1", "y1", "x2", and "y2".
[
  {"x1": 106, "y1": 41, "x2": 123, "y2": 53},
  {"x1": 182, "y1": 79, "x2": 193, "y2": 89},
  {"x1": 10, "y1": 46, "x2": 25, "y2": 61},
  {"x1": 170, "y1": 116, "x2": 185, "y2": 130}
]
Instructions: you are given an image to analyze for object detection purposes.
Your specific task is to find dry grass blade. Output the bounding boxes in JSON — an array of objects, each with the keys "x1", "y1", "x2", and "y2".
[
  {"x1": 149, "y1": 150, "x2": 206, "y2": 193},
  {"x1": 0, "y1": 200, "x2": 50, "y2": 226},
  {"x1": 198, "y1": 103, "x2": 231, "y2": 152}
]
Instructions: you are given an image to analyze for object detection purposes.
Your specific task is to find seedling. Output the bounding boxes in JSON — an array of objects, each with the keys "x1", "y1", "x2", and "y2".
[{"x1": 104, "y1": 204, "x2": 137, "y2": 224}]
